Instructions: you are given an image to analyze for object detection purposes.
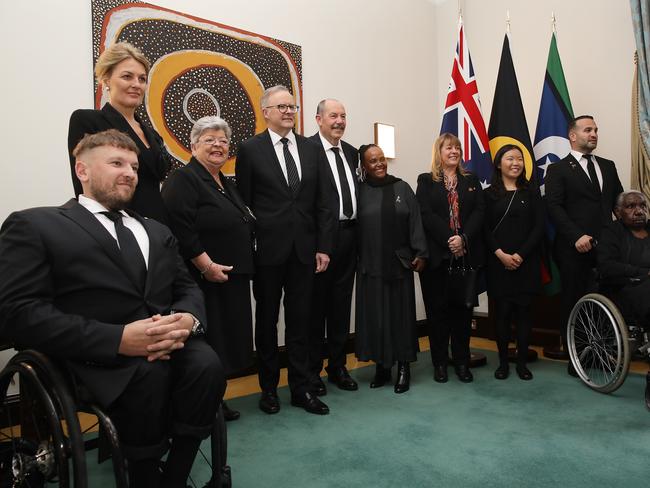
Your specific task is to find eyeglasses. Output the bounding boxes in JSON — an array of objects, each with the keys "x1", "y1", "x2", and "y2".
[
  {"x1": 199, "y1": 137, "x2": 230, "y2": 146},
  {"x1": 264, "y1": 104, "x2": 299, "y2": 113}
]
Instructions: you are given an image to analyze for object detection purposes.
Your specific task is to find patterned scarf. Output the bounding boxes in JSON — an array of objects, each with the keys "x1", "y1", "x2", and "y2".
[{"x1": 444, "y1": 172, "x2": 461, "y2": 232}]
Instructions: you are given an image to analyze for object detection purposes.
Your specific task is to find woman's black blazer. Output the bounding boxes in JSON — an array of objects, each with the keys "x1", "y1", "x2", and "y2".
[
  {"x1": 68, "y1": 103, "x2": 171, "y2": 223},
  {"x1": 161, "y1": 158, "x2": 254, "y2": 276},
  {"x1": 416, "y1": 171, "x2": 485, "y2": 269}
]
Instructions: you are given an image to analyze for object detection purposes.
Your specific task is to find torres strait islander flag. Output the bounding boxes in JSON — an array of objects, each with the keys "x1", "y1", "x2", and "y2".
[
  {"x1": 440, "y1": 22, "x2": 492, "y2": 186},
  {"x1": 533, "y1": 32, "x2": 574, "y2": 295}
]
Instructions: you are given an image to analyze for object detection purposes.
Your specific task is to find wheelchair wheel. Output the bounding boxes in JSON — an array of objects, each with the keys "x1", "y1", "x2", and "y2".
[
  {"x1": 0, "y1": 362, "x2": 69, "y2": 487},
  {"x1": 567, "y1": 293, "x2": 631, "y2": 393}
]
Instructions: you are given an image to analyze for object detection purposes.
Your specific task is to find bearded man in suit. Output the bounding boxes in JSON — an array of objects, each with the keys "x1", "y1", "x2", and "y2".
[
  {"x1": 545, "y1": 115, "x2": 623, "y2": 373},
  {"x1": 236, "y1": 85, "x2": 334, "y2": 415},
  {"x1": 0, "y1": 129, "x2": 224, "y2": 488},
  {"x1": 307, "y1": 99, "x2": 359, "y2": 395}
]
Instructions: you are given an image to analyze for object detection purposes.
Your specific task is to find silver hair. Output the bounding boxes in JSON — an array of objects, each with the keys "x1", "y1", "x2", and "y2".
[
  {"x1": 190, "y1": 116, "x2": 232, "y2": 145},
  {"x1": 260, "y1": 85, "x2": 291, "y2": 109},
  {"x1": 316, "y1": 98, "x2": 341, "y2": 115},
  {"x1": 615, "y1": 190, "x2": 648, "y2": 210}
]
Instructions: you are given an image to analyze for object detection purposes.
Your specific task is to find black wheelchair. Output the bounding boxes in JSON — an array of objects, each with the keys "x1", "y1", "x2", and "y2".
[
  {"x1": 0, "y1": 349, "x2": 231, "y2": 487},
  {"x1": 567, "y1": 288, "x2": 650, "y2": 393}
]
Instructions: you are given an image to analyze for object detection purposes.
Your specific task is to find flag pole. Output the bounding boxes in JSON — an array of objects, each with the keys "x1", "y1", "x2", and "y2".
[
  {"x1": 506, "y1": 10, "x2": 511, "y2": 34},
  {"x1": 551, "y1": 11, "x2": 557, "y2": 34}
]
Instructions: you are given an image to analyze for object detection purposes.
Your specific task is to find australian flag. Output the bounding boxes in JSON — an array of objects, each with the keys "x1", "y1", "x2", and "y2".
[{"x1": 440, "y1": 22, "x2": 492, "y2": 186}]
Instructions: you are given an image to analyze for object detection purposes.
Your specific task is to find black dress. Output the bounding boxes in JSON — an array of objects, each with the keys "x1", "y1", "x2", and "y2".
[
  {"x1": 355, "y1": 177, "x2": 428, "y2": 366},
  {"x1": 161, "y1": 158, "x2": 255, "y2": 375},
  {"x1": 484, "y1": 187, "x2": 544, "y2": 304},
  {"x1": 68, "y1": 103, "x2": 171, "y2": 223}
]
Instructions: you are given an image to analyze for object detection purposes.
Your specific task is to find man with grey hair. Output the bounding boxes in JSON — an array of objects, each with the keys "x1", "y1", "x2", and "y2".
[
  {"x1": 546, "y1": 115, "x2": 623, "y2": 373},
  {"x1": 597, "y1": 189, "x2": 650, "y2": 408},
  {"x1": 236, "y1": 85, "x2": 334, "y2": 415},
  {"x1": 307, "y1": 98, "x2": 359, "y2": 395}
]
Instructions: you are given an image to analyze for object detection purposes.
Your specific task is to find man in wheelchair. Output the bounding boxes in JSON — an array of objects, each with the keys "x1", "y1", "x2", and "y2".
[
  {"x1": 0, "y1": 130, "x2": 225, "y2": 487},
  {"x1": 597, "y1": 190, "x2": 650, "y2": 409}
]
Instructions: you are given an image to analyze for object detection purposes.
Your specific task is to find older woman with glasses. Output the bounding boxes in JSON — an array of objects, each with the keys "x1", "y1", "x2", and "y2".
[{"x1": 162, "y1": 116, "x2": 255, "y2": 420}]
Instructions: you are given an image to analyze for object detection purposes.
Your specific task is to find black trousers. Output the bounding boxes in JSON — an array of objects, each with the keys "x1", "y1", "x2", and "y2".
[
  {"x1": 309, "y1": 222, "x2": 357, "y2": 376},
  {"x1": 420, "y1": 265, "x2": 472, "y2": 367},
  {"x1": 556, "y1": 248, "x2": 597, "y2": 345},
  {"x1": 253, "y1": 248, "x2": 314, "y2": 395},
  {"x1": 494, "y1": 299, "x2": 532, "y2": 365},
  {"x1": 106, "y1": 339, "x2": 225, "y2": 461}
]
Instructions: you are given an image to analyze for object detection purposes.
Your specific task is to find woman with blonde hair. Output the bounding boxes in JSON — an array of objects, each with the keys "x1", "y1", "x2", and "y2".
[
  {"x1": 68, "y1": 42, "x2": 171, "y2": 222},
  {"x1": 416, "y1": 133, "x2": 485, "y2": 383}
]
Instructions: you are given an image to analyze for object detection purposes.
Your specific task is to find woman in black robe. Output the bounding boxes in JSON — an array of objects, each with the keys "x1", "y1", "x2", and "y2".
[{"x1": 355, "y1": 144, "x2": 427, "y2": 394}]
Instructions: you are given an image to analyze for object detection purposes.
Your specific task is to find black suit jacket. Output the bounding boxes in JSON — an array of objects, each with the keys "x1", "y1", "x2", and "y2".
[
  {"x1": 68, "y1": 103, "x2": 171, "y2": 223},
  {"x1": 235, "y1": 130, "x2": 334, "y2": 266},
  {"x1": 161, "y1": 157, "x2": 255, "y2": 276},
  {"x1": 0, "y1": 199, "x2": 205, "y2": 406},
  {"x1": 545, "y1": 154, "x2": 623, "y2": 256},
  {"x1": 308, "y1": 133, "x2": 359, "y2": 246},
  {"x1": 416, "y1": 172, "x2": 485, "y2": 268}
]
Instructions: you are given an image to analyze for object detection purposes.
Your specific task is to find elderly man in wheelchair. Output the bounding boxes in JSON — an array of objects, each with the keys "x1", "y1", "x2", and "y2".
[
  {"x1": 566, "y1": 190, "x2": 650, "y2": 408},
  {"x1": 0, "y1": 130, "x2": 227, "y2": 487}
]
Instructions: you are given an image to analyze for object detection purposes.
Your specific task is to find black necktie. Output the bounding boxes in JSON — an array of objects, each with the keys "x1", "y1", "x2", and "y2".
[
  {"x1": 102, "y1": 211, "x2": 147, "y2": 288},
  {"x1": 584, "y1": 155, "x2": 601, "y2": 195},
  {"x1": 280, "y1": 137, "x2": 300, "y2": 194},
  {"x1": 331, "y1": 147, "x2": 353, "y2": 218}
]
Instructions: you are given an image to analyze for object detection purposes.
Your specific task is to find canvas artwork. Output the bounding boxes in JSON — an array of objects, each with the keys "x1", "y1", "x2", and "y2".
[{"x1": 91, "y1": 0, "x2": 303, "y2": 174}]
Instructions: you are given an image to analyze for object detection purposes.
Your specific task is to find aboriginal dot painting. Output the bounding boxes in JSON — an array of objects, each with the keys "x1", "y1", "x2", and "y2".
[{"x1": 91, "y1": 0, "x2": 303, "y2": 174}]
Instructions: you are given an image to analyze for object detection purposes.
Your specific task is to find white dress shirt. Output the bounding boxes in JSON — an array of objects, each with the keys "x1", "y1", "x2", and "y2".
[
  {"x1": 571, "y1": 150, "x2": 603, "y2": 190},
  {"x1": 319, "y1": 132, "x2": 357, "y2": 220},
  {"x1": 78, "y1": 194, "x2": 149, "y2": 267},
  {"x1": 268, "y1": 129, "x2": 302, "y2": 183}
]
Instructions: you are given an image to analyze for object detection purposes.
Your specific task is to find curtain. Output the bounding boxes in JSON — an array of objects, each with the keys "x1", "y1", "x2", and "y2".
[{"x1": 630, "y1": 0, "x2": 650, "y2": 197}]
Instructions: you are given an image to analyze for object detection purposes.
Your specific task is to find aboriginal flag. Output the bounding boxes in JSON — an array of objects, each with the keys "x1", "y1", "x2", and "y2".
[{"x1": 488, "y1": 34, "x2": 535, "y2": 182}]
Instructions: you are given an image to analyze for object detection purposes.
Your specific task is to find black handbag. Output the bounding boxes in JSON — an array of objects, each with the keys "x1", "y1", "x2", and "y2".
[{"x1": 446, "y1": 236, "x2": 478, "y2": 309}]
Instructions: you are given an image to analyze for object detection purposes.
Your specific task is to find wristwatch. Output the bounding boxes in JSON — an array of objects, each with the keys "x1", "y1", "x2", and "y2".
[
  {"x1": 170, "y1": 310, "x2": 204, "y2": 337},
  {"x1": 189, "y1": 315, "x2": 205, "y2": 337}
]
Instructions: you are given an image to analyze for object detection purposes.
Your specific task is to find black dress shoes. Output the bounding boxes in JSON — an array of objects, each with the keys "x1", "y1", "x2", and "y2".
[
  {"x1": 328, "y1": 367, "x2": 359, "y2": 391},
  {"x1": 259, "y1": 389, "x2": 280, "y2": 414},
  {"x1": 645, "y1": 372, "x2": 650, "y2": 411},
  {"x1": 290, "y1": 392, "x2": 330, "y2": 415},
  {"x1": 370, "y1": 364, "x2": 391, "y2": 388},
  {"x1": 222, "y1": 401, "x2": 240, "y2": 421},
  {"x1": 516, "y1": 365, "x2": 533, "y2": 381},
  {"x1": 433, "y1": 365, "x2": 448, "y2": 383},
  {"x1": 494, "y1": 363, "x2": 509, "y2": 380},
  {"x1": 455, "y1": 364, "x2": 473, "y2": 383},
  {"x1": 394, "y1": 362, "x2": 410, "y2": 394},
  {"x1": 312, "y1": 376, "x2": 327, "y2": 396}
]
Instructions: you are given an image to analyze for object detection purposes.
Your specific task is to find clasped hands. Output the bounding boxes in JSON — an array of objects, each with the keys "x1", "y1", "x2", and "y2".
[
  {"x1": 495, "y1": 249, "x2": 523, "y2": 271},
  {"x1": 119, "y1": 312, "x2": 194, "y2": 362},
  {"x1": 448, "y1": 235, "x2": 466, "y2": 258}
]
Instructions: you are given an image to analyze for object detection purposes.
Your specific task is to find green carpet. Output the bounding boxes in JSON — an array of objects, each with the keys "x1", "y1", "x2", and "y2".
[{"x1": 88, "y1": 351, "x2": 650, "y2": 487}]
